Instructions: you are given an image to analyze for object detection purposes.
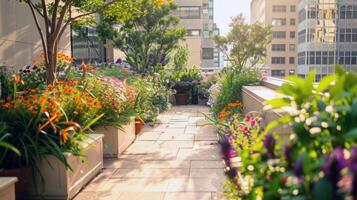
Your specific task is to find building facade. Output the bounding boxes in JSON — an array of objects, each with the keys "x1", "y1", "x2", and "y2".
[
  {"x1": 0, "y1": 1, "x2": 71, "y2": 69},
  {"x1": 174, "y1": 0, "x2": 220, "y2": 72},
  {"x1": 251, "y1": 0, "x2": 298, "y2": 78},
  {"x1": 297, "y1": 0, "x2": 357, "y2": 80}
]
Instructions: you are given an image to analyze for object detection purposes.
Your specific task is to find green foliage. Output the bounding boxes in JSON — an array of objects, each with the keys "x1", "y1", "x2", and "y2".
[
  {"x1": 214, "y1": 14, "x2": 272, "y2": 72},
  {"x1": 221, "y1": 67, "x2": 357, "y2": 199},
  {"x1": 211, "y1": 70, "x2": 260, "y2": 116},
  {"x1": 97, "y1": 0, "x2": 186, "y2": 73}
]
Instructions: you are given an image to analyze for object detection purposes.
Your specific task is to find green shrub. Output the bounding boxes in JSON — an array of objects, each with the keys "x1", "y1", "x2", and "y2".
[{"x1": 211, "y1": 69, "x2": 260, "y2": 116}]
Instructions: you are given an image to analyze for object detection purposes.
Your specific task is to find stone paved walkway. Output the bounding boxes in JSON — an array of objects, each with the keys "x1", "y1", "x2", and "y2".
[{"x1": 74, "y1": 106, "x2": 224, "y2": 200}]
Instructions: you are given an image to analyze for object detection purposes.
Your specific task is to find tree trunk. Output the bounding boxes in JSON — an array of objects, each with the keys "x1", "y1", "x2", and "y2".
[{"x1": 46, "y1": 40, "x2": 57, "y2": 85}]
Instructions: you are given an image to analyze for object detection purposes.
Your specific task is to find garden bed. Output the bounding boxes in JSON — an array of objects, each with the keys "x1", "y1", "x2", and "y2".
[
  {"x1": 95, "y1": 118, "x2": 135, "y2": 157},
  {"x1": 0, "y1": 177, "x2": 17, "y2": 200},
  {"x1": 25, "y1": 134, "x2": 104, "y2": 200}
]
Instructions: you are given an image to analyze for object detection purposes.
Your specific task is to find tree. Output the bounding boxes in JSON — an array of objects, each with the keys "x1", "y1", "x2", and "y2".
[
  {"x1": 18, "y1": 0, "x2": 144, "y2": 84},
  {"x1": 214, "y1": 14, "x2": 272, "y2": 72},
  {"x1": 97, "y1": 0, "x2": 186, "y2": 73}
]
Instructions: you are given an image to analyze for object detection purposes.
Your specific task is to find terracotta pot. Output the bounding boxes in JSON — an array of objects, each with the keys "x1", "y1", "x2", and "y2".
[
  {"x1": 135, "y1": 119, "x2": 143, "y2": 135},
  {"x1": 0, "y1": 167, "x2": 31, "y2": 199},
  {"x1": 174, "y1": 93, "x2": 189, "y2": 105}
]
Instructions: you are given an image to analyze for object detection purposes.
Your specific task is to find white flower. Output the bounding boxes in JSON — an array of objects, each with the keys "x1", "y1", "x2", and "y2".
[
  {"x1": 321, "y1": 122, "x2": 329, "y2": 128},
  {"x1": 336, "y1": 125, "x2": 342, "y2": 131},
  {"x1": 292, "y1": 189, "x2": 299, "y2": 196},
  {"x1": 305, "y1": 118, "x2": 313, "y2": 126},
  {"x1": 309, "y1": 127, "x2": 322, "y2": 135},
  {"x1": 325, "y1": 105, "x2": 334, "y2": 113},
  {"x1": 289, "y1": 133, "x2": 297, "y2": 141},
  {"x1": 294, "y1": 117, "x2": 301, "y2": 123},
  {"x1": 299, "y1": 114, "x2": 306, "y2": 122},
  {"x1": 247, "y1": 165, "x2": 254, "y2": 171}
]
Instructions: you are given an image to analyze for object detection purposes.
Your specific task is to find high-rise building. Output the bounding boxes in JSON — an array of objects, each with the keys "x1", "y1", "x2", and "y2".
[
  {"x1": 297, "y1": 0, "x2": 357, "y2": 80},
  {"x1": 251, "y1": 0, "x2": 298, "y2": 78},
  {"x1": 174, "y1": 0, "x2": 220, "y2": 72}
]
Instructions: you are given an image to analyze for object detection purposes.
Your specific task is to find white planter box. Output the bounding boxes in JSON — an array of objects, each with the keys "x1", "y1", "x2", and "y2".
[
  {"x1": 26, "y1": 134, "x2": 104, "y2": 200},
  {"x1": 0, "y1": 177, "x2": 17, "y2": 200},
  {"x1": 96, "y1": 119, "x2": 135, "y2": 158}
]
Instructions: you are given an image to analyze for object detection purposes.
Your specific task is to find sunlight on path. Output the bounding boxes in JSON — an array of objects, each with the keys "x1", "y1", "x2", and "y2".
[{"x1": 74, "y1": 106, "x2": 225, "y2": 200}]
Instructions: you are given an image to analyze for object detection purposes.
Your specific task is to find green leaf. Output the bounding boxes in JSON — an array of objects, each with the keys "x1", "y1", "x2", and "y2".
[
  {"x1": 265, "y1": 97, "x2": 291, "y2": 108},
  {"x1": 316, "y1": 74, "x2": 337, "y2": 93},
  {"x1": 313, "y1": 178, "x2": 334, "y2": 200},
  {"x1": 344, "y1": 128, "x2": 357, "y2": 140}
]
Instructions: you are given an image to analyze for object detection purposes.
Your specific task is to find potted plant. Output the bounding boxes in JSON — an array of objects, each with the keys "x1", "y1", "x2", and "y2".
[
  {"x1": 171, "y1": 66, "x2": 202, "y2": 105},
  {"x1": 0, "y1": 76, "x2": 104, "y2": 199},
  {"x1": 84, "y1": 75, "x2": 138, "y2": 157}
]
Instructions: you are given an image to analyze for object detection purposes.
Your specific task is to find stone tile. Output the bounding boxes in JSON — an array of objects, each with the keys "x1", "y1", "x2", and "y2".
[
  {"x1": 104, "y1": 159, "x2": 140, "y2": 169},
  {"x1": 118, "y1": 192, "x2": 165, "y2": 200},
  {"x1": 73, "y1": 191, "x2": 121, "y2": 200},
  {"x1": 104, "y1": 159, "x2": 190, "y2": 169},
  {"x1": 166, "y1": 178, "x2": 222, "y2": 192},
  {"x1": 190, "y1": 169, "x2": 225, "y2": 179},
  {"x1": 112, "y1": 168, "x2": 189, "y2": 178},
  {"x1": 82, "y1": 169, "x2": 117, "y2": 192},
  {"x1": 118, "y1": 153, "x2": 177, "y2": 161},
  {"x1": 190, "y1": 161, "x2": 224, "y2": 169},
  {"x1": 196, "y1": 126, "x2": 217, "y2": 135},
  {"x1": 155, "y1": 140, "x2": 194, "y2": 149},
  {"x1": 161, "y1": 128, "x2": 186, "y2": 134},
  {"x1": 185, "y1": 125, "x2": 199, "y2": 134},
  {"x1": 164, "y1": 192, "x2": 212, "y2": 200},
  {"x1": 137, "y1": 132, "x2": 161, "y2": 141},
  {"x1": 176, "y1": 149, "x2": 221, "y2": 161},
  {"x1": 195, "y1": 135, "x2": 218, "y2": 141},
  {"x1": 194, "y1": 141, "x2": 219, "y2": 147},
  {"x1": 97, "y1": 178, "x2": 170, "y2": 192},
  {"x1": 158, "y1": 133, "x2": 194, "y2": 141}
]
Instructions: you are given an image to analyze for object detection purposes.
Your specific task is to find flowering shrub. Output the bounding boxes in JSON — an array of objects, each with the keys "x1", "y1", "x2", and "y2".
[
  {"x1": 211, "y1": 69, "x2": 260, "y2": 117},
  {"x1": 222, "y1": 67, "x2": 357, "y2": 199},
  {"x1": 83, "y1": 75, "x2": 137, "y2": 127},
  {"x1": 0, "y1": 78, "x2": 103, "y2": 171}
]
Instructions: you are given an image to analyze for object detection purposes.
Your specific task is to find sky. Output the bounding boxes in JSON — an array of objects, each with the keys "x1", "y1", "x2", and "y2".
[{"x1": 214, "y1": 0, "x2": 251, "y2": 36}]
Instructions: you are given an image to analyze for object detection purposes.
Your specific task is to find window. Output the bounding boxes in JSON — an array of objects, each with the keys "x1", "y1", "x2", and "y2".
[
  {"x1": 352, "y1": 52, "x2": 357, "y2": 64},
  {"x1": 290, "y1": 5, "x2": 296, "y2": 12},
  {"x1": 316, "y1": 51, "x2": 322, "y2": 64},
  {"x1": 298, "y1": 30, "x2": 306, "y2": 44},
  {"x1": 177, "y1": 7, "x2": 201, "y2": 19},
  {"x1": 298, "y1": 52, "x2": 306, "y2": 65},
  {"x1": 290, "y1": 19, "x2": 296, "y2": 25},
  {"x1": 272, "y1": 44, "x2": 286, "y2": 51},
  {"x1": 339, "y1": 29, "x2": 357, "y2": 42},
  {"x1": 289, "y1": 57, "x2": 295, "y2": 64},
  {"x1": 272, "y1": 57, "x2": 285, "y2": 64},
  {"x1": 187, "y1": 29, "x2": 201, "y2": 36},
  {"x1": 290, "y1": 31, "x2": 296, "y2": 39},
  {"x1": 272, "y1": 31, "x2": 286, "y2": 39},
  {"x1": 289, "y1": 44, "x2": 296, "y2": 51},
  {"x1": 202, "y1": 48, "x2": 214, "y2": 59},
  {"x1": 271, "y1": 70, "x2": 285, "y2": 77},
  {"x1": 272, "y1": 5, "x2": 286, "y2": 12},
  {"x1": 272, "y1": 18, "x2": 286, "y2": 26}
]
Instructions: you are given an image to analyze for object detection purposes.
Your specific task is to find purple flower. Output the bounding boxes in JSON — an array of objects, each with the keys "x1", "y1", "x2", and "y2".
[
  {"x1": 294, "y1": 156, "x2": 304, "y2": 177},
  {"x1": 284, "y1": 144, "x2": 293, "y2": 167},
  {"x1": 246, "y1": 115, "x2": 251, "y2": 121},
  {"x1": 263, "y1": 133, "x2": 276, "y2": 158},
  {"x1": 250, "y1": 120, "x2": 256, "y2": 127},
  {"x1": 321, "y1": 148, "x2": 347, "y2": 186},
  {"x1": 349, "y1": 147, "x2": 357, "y2": 174}
]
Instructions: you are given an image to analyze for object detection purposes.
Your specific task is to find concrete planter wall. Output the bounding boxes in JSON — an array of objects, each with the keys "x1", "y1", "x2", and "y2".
[
  {"x1": 96, "y1": 119, "x2": 135, "y2": 158},
  {"x1": 0, "y1": 177, "x2": 17, "y2": 200},
  {"x1": 26, "y1": 134, "x2": 104, "y2": 200}
]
